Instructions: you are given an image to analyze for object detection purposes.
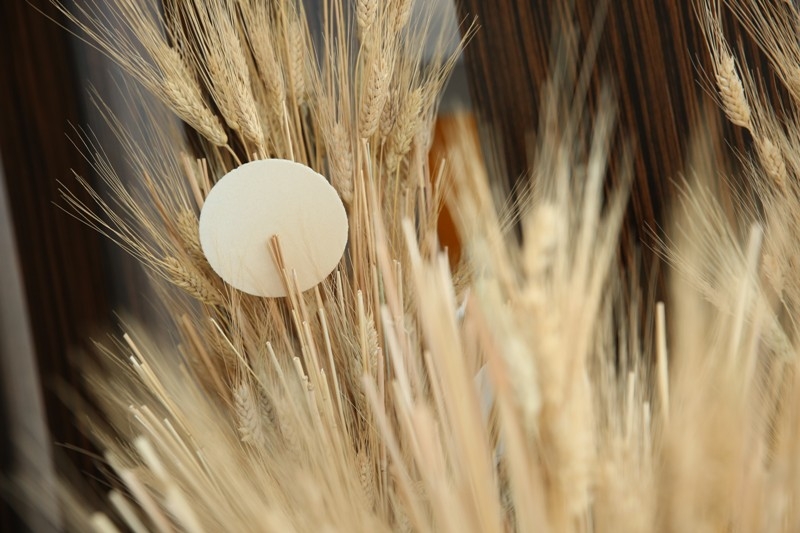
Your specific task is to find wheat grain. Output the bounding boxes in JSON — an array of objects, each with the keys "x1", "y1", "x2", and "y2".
[
  {"x1": 359, "y1": 49, "x2": 392, "y2": 139},
  {"x1": 413, "y1": 118, "x2": 434, "y2": 156},
  {"x1": 160, "y1": 56, "x2": 228, "y2": 145},
  {"x1": 185, "y1": 1, "x2": 263, "y2": 148},
  {"x1": 277, "y1": 401, "x2": 301, "y2": 452},
  {"x1": 393, "y1": 0, "x2": 412, "y2": 34},
  {"x1": 52, "y1": 0, "x2": 230, "y2": 147},
  {"x1": 380, "y1": 89, "x2": 398, "y2": 140},
  {"x1": 721, "y1": 0, "x2": 800, "y2": 113},
  {"x1": 163, "y1": 256, "x2": 225, "y2": 306},
  {"x1": 174, "y1": 209, "x2": 205, "y2": 265},
  {"x1": 234, "y1": 382, "x2": 267, "y2": 447},
  {"x1": 357, "y1": 448, "x2": 376, "y2": 509},
  {"x1": 715, "y1": 53, "x2": 752, "y2": 130},
  {"x1": 755, "y1": 136, "x2": 787, "y2": 191},
  {"x1": 387, "y1": 87, "x2": 424, "y2": 171},
  {"x1": 288, "y1": 18, "x2": 307, "y2": 105},
  {"x1": 366, "y1": 313, "x2": 380, "y2": 372},
  {"x1": 206, "y1": 47, "x2": 262, "y2": 147},
  {"x1": 356, "y1": 0, "x2": 378, "y2": 37},
  {"x1": 241, "y1": 1, "x2": 287, "y2": 127},
  {"x1": 329, "y1": 122, "x2": 355, "y2": 204}
]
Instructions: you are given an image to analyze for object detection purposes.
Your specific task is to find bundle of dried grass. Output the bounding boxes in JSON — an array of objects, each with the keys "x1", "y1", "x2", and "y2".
[{"x1": 19, "y1": 0, "x2": 800, "y2": 531}]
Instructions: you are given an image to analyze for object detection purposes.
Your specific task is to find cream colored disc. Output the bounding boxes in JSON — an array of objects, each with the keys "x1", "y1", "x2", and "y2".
[{"x1": 199, "y1": 159, "x2": 348, "y2": 297}]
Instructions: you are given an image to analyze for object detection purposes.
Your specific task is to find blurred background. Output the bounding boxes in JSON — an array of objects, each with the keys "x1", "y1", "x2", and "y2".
[{"x1": 0, "y1": 0, "x2": 775, "y2": 530}]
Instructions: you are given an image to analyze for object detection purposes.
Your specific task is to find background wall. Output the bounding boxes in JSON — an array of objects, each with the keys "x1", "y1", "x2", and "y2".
[{"x1": 0, "y1": 156, "x2": 60, "y2": 532}]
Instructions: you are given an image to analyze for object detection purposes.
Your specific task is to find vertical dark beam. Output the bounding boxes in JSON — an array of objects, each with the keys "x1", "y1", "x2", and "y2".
[
  {"x1": 453, "y1": 0, "x2": 771, "y2": 257},
  {"x1": 0, "y1": 0, "x2": 111, "y2": 525},
  {"x1": 453, "y1": 1, "x2": 552, "y2": 186}
]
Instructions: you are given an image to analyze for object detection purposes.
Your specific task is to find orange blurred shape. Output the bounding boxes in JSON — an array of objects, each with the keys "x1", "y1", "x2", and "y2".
[{"x1": 428, "y1": 112, "x2": 484, "y2": 270}]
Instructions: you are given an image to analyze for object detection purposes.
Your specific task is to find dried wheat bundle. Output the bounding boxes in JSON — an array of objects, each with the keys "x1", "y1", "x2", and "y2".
[{"x1": 20, "y1": 0, "x2": 800, "y2": 531}]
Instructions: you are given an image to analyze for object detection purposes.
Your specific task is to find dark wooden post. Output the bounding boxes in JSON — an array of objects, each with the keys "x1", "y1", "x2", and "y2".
[
  {"x1": 0, "y1": 0, "x2": 112, "y2": 529},
  {"x1": 453, "y1": 1, "x2": 770, "y2": 266}
]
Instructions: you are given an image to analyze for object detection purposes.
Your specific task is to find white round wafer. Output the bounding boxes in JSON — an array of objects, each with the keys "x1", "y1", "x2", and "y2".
[{"x1": 199, "y1": 159, "x2": 348, "y2": 297}]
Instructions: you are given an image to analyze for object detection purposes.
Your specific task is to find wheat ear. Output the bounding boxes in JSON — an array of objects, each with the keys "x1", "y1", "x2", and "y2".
[
  {"x1": 163, "y1": 256, "x2": 225, "y2": 306},
  {"x1": 359, "y1": 48, "x2": 393, "y2": 139},
  {"x1": 715, "y1": 53, "x2": 752, "y2": 130}
]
